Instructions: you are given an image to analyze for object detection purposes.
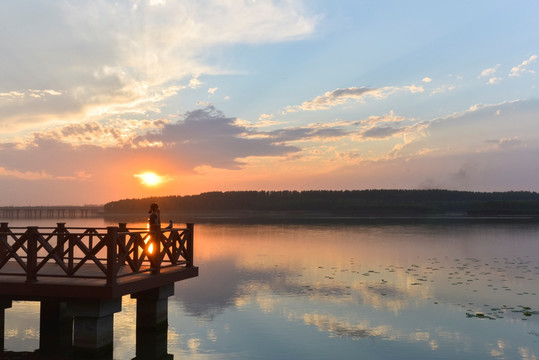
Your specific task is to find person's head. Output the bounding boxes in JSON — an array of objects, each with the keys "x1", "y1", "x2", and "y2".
[{"x1": 149, "y1": 203, "x2": 159, "y2": 214}]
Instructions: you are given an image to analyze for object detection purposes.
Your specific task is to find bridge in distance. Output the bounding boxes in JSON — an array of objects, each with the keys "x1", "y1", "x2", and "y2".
[{"x1": 0, "y1": 206, "x2": 103, "y2": 218}]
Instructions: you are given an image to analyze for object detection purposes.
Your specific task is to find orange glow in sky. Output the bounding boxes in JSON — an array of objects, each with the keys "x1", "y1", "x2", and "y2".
[
  {"x1": 134, "y1": 172, "x2": 163, "y2": 186},
  {"x1": 2, "y1": 2, "x2": 539, "y2": 206}
]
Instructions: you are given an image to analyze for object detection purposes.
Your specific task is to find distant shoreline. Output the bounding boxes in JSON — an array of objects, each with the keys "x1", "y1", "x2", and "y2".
[
  {"x1": 4, "y1": 190, "x2": 539, "y2": 223},
  {"x1": 103, "y1": 190, "x2": 539, "y2": 221},
  {"x1": 100, "y1": 209, "x2": 539, "y2": 225},
  {"x1": 3, "y1": 210, "x2": 539, "y2": 224}
]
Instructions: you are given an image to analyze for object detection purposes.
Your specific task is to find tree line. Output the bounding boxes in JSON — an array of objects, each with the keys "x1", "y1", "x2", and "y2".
[{"x1": 103, "y1": 190, "x2": 539, "y2": 216}]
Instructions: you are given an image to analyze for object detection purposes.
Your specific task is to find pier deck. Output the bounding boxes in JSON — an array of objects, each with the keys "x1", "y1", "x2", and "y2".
[
  {"x1": 0, "y1": 222, "x2": 198, "y2": 299},
  {"x1": 0, "y1": 261, "x2": 198, "y2": 299},
  {"x1": 0, "y1": 222, "x2": 198, "y2": 357}
]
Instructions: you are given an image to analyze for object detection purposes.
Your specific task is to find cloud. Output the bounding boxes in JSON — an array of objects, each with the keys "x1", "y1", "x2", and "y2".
[
  {"x1": 189, "y1": 76, "x2": 203, "y2": 89},
  {"x1": 0, "y1": 166, "x2": 92, "y2": 181},
  {"x1": 0, "y1": 167, "x2": 53, "y2": 181},
  {"x1": 0, "y1": 91, "x2": 25, "y2": 100},
  {"x1": 0, "y1": 1, "x2": 317, "y2": 133},
  {"x1": 400, "y1": 99, "x2": 539, "y2": 160},
  {"x1": 360, "y1": 126, "x2": 405, "y2": 139},
  {"x1": 431, "y1": 84, "x2": 455, "y2": 95},
  {"x1": 3, "y1": 100, "x2": 539, "y2": 205},
  {"x1": 17, "y1": 119, "x2": 167, "y2": 148},
  {"x1": 287, "y1": 84, "x2": 424, "y2": 112},
  {"x1": 488, "y1": 77, "x2": 501, "y2": 85},
  {"x1": 360, "y1": 111, "x2": 405, "y2": 126},
  {"x1": 0, "y1": 106, "x2": 303, "y2": 183},
  {"x1": 486, "y1": 136, "x2": 523, "y2": 149},
  {"x1": 235, "y1": 113, "x2": 285, "y2": 129},
  {"x1": 356, "y1": 111, "x2": 416, "y2": 141},
  {"x1": 509, "y1": 54, "x2": 537, "y2": 77},
  {"x1": 478, "y1": 65, "x2": 502, "y2": 85},
  {"x1": 479, "y1": 64, "x2": 500, "y2": 78},
  {"x1": 422, "y1": 77, "x2": 432, "y2": 83},
  {"x1": 0, "y1": 105, "x2": 307, "y2": 203},
  {"x1": 136, "y1": 107, "x2": 301, "y2": 169},
  {"x1": 266, "y1": 127, "x2": 349, "y2": 143}
]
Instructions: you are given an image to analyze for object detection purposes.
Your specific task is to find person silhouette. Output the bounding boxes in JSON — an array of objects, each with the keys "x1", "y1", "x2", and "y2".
[{"x1": 148, "y1": 203, "x2": 161, "y2": 231}]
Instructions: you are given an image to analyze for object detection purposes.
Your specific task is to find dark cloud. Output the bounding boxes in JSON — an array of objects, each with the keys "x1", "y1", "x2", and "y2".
[
  {"x1": 138, "y1": 107, "x2": 301, "y2": 169},
  {"x1": 0, "y1": 107, "x2": 303, "y2": 182},
  {"x1": 361, "y1": 126, "x2": 404, "y2": 139},
  {"x1": 485, "y1": 136, "x2": 523, "y2": 149},
  {"x1": 266, "y1": 127, "x2": 349, "y2": 142}
]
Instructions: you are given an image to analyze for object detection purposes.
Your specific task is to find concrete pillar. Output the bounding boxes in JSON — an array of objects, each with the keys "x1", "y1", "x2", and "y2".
[
  {"x1": 39, "y1": 300, "x2": 73, "y2": 356},
  {"x1": 67, "y1": 298, "x2": 122, "y2": 358},
  {"x1": 1, "y1": 298, "x2": 12, "y2": 351},
  {"x1": 131, "y1": 284, "x2": 174, "y2": 359}
]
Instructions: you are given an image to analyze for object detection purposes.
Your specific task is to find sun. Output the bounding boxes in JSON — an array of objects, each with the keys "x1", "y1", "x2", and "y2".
[{"x1": 134, "y1": 172, "x2": 163, "y2": 186}]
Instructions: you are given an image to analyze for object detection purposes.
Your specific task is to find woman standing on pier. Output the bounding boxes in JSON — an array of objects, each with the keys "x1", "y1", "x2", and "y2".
[{"x1": 148, "y1": 203, "x2": 161, "y2": 230}]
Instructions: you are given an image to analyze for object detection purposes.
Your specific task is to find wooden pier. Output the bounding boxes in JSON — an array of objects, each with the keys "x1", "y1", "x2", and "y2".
[{"x1": 0, "y1": 222, "x2": 198, "y2": 359}]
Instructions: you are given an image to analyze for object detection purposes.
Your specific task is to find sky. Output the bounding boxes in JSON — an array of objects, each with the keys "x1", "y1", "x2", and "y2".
[{"x1": 0, "y1": 0, "x2": 538, "y2": 206}]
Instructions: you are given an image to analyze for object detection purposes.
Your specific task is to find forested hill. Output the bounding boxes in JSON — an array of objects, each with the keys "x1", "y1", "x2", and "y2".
[{"x1": 104, "y1": 190, "x2": 539, "y2": 217}]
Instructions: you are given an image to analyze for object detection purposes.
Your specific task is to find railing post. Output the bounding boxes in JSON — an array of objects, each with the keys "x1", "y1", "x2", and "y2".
[
  {"x1": 56, "y1": 222, "x2": 66, "y2": 262},
  {"x1": 150, "y1": 229, "x2": 161, "y2": 275},
  {"x1": 106, "y1": 227, "x2": 118, "y2": 285},
  {"x1": 186, "y1": 223, "x2": 194, "y2": 267},
  {"x1": 118, "y1": 223, "x2": 127, "y2": 266},
  {"x1": 68, "y1": 231, "x2": 74, "y2": 276},
  {"x1": 0, "y1": 222, "x2": 8, "y2": 265},
  {"x1": 26, "y1": 226, "x2": 39, "y2": 282}
]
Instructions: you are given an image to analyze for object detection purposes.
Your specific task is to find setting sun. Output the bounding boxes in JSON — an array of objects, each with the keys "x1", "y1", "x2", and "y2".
[{"x1": 134, "y1": 172, "x2": 163, "y2": 186}]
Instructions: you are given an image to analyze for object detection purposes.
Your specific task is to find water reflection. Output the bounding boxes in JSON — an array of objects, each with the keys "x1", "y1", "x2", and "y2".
[
  {"x1": 3, "y1": 220, "x2": 539, "y2": 359},
  {"x1": 170, "y1": 223, "x2": 539, "y2": 359}
]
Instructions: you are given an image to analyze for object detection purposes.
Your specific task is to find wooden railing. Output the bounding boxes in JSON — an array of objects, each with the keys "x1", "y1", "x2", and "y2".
[{"x1": 0, "y1": 222, "x2": 194, "y2": 285}]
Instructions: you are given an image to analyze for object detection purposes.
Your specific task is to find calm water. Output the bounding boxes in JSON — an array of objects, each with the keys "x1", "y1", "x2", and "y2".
[{"x1": 3, "y1": 218, "x2": 539, "y2": 359}]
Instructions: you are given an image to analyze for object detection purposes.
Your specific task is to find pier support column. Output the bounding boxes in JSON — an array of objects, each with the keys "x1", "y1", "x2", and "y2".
[
  {"x1": 39, "y1": 300, "x2": 72, "y2": 356},
  {"x1": 131, "y1": 284, "x2": 174, "y2": 359},
  {"x1": 68, "y1": 298, "x2": 122, "y2": 358},
  {"x1": 1, "y1": 298, "x2": 12, "y2": 351}
]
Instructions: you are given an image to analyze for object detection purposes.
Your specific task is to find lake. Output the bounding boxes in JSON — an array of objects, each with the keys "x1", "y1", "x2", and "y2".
[{"x1": 2, "y1": 217, "x2": 539, "y2": 359}]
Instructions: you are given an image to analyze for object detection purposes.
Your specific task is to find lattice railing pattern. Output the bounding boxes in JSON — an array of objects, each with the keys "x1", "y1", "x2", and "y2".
[{"x1": 0, "y1": 222, "x2": 194, "y2": 284}]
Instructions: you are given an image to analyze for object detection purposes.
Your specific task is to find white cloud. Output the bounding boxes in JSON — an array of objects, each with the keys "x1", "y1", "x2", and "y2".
[
  {"x1": 208, "y1": 87, "x2": 218, "y2": 95},
  {"x1": 431, "y1": 84, "x2": 455, "y2": 95},
  {"x1": 0, "y1": 1, "x2": 317, "y2": 134},
  {"x1": 360, "y1": 111, "x2": 405, "y2": 126},
  {"x1": 243, "y1": 113, "x2": 285, "y2": 128},
  {"x1": 488, "y1": 77, "x2": 501, "y2": 85},
  {"x1": 189, "y1": 76, "x2": 203, "y2": 89},
  {"x1": 509, "y1": 55, "x2": 537, "y2": 77},
  {"x1": 498, "y1": 136, "x2": 523, "y2": 148},
  {"x1": 287, "y1": 84, "x2": 424, "y2": 112},
  {"x1": 487, "y1": 136, "x2": 523, "y2": 149},
  {"x1": 479, "y1": 64, "x2": 500, "y2": 78},
  {"x1": 422, "y1": 77, "x2": 432, "y2": 83}
]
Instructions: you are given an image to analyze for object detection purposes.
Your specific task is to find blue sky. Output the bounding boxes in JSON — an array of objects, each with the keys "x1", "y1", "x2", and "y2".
[{"x1": 0, "y1": 0, "x2": 538, "y2": 205}]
